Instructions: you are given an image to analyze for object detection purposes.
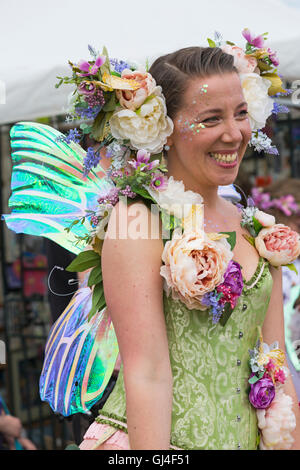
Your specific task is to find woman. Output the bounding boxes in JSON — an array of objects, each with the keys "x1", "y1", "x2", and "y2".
[{"x1": 79, "y1": 47, "x2": 300, "y2": 450}]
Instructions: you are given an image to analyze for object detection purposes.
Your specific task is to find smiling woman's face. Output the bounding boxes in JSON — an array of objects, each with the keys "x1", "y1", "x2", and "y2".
[{"x1": 166, "y1": 72, "x2": 252, "y2": 190}]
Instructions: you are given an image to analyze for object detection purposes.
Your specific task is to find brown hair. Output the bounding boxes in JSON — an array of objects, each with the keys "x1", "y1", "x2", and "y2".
[{"x1": 149, "y1": 46, "x2": 237, "y2": 119}]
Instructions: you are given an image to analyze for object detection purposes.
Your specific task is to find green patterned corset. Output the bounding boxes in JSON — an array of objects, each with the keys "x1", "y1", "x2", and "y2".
[{"x1": 96, "y1": 258, "x2": 273, "y2": 450}]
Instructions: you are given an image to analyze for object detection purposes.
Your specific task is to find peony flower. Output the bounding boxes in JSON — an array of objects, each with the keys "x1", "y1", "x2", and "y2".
[
  {"x1": 240, "y1": 73, "x2": 274, "y2": 130},
  {"x1": 222, "y1": 44, "x2": 258, "y2": 74},
  {"x1": 109, "y1": 89, "x2": 174, "y2": 154},
  {"x1": 249, "y1": 375, "x2": 275, "y2": 409},
  {"x1": 256, "y1": 388, "x2": 296, "y2": 450},
  {"x1": 254, "y1": 209, "x2": 276, "y2": 228},
  {"x1": 255, "y1": 224, "x2": 300, "y2": 267},
  {"x1": 160, "y1": 230, "x2": 233, "y2": 310},
  {"x1": 146, "y1": 176, "x2": 203, "y2": 220},
  {"x1": 116, "y1": 70, "x2": 157, "y2": 110}
]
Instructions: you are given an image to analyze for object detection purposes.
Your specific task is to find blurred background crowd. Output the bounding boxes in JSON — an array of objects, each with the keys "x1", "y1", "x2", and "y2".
[{"x1": 0, "y1": 0, "x2": 300, "y2": 450}]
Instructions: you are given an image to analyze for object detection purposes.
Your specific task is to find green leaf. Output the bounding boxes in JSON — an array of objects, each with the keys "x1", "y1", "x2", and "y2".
[
  {"x1": 88, "y1": 283, "x2": 106, "y2": 321},
  {"x1": 243, "y1": 233, "x2": 256, "y2": 247},
  {"x1": 91, "y1": 110, "x2": 113, "y2": 142},
  {"x1": 219, "y1": 303, "x2": 233, "y2": 327},
  {"x1": 226, "y1": 40, "x2": 236, "y2": 46},
  {"x1": 100, "y1": 46, "x2": 111, "y2": 76},
  {"x1": 207, "y1": 38, "x2": 216, "y2": 48},
  {"x1": 88, "y1": 265, "x2": 103, "y2": 287},
  {"x1": 248, "y1": 375, "x2": 259, "y2": 385},
  {"x1": 220, "y1": 231, "x2": 236, "y2": 250},
  {"x1": 248, "y1": 370, "x2": 264, "y2": 384},
  {"x1": 253, "y1": 217, "x2": 263, "y2": 235},
  {"x1": 102, "y1": 93, "x2": 117, "y2": 112},
  {"x1": 65, "y1": 250, "x2": 100, "y2": 272},
  {"x1": 284, "y1": 263, "x2": 298, "y2": 275},
  {"x1": 131, "y1": 185, "x2": 156, "y2": 202}
]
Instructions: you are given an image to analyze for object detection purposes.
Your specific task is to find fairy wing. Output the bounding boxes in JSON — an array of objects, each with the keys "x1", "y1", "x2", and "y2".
[
  {"x1": 2, "y1": 121, "x2": 114, "y2": 254},
  {"x1": 39, "y1": 286, "x2": 119, "y2": 416}
]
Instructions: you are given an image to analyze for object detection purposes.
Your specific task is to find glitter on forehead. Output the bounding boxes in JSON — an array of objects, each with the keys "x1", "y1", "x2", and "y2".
[{"x1": 177, "y1": 84, "x2": 209, "y2": 140}]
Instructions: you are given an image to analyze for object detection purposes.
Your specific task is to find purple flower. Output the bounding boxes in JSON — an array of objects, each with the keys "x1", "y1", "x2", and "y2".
[
  {"x1": 150, "y1": 172, "x2": 168, "y2": 191},
  {"x1": 267, "y1": 48, "x2": 279, "y2": 67},
  {"x1": 242, "y1": 28, "x2": 265, "y2": 48},
  {"x1": 249, "y1": 375, "x2": 275, "y2": 409},
  {"x1": 119, "y1": 185, "x2": 136, "y2": 199},
  {"x1": 77, "y1": 82, "x2": 97, "y2": 96},
  {"x1": 128, "y1": 149, "x2": 160, "y2": 172},
  {"x1": 251, "y1": 188, "x2": 272, "y2": 211},
  {"x1": 97, "y1": 187, "x2": 120, "y2": 206},
  {"x1": 222, "y1": 261, "x2": 243, "y2": 297},
  {"x1": 273, "y1": 195, "x2": 299, "y2": 216},
  {"x1": 77, "y1": 55, "x2": 106, "y2": 76}
]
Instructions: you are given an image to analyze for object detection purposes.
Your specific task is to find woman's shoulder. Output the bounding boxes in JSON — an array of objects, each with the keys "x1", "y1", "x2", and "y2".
[
  {"x1": 102, "y1": 198, "x2": 164, "y2": 271},
  {"x1": 105, "y1": 197, "x2": 163, "y2": 242}
]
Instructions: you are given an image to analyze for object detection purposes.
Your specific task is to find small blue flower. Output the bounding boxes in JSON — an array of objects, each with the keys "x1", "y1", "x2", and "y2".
[
  {"x1": 202, "y1": 291, "x2": 224, "y2": 324},
  {"x1": 110, "y1": 58, "x2": 130, "y2": 74},
  {"x1": 56, "y1": 128, "x2": 81, "y2": 144},
  {"x1": 272, "y1": 102, "x2": 289, "y2": 114},
  {"x1": 83, "y1": 147, "x2": 102, "y2": 177}
]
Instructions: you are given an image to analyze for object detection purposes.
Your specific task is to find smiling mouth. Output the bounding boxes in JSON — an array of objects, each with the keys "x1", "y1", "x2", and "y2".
[{"x1": 208, "y1": 152, "x2": 238, "y2": 163}]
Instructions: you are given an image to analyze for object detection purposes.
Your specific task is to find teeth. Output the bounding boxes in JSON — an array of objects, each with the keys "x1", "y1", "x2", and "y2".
[{"x1": 210, "y1": 152, "x2": 238, "y2": 162}]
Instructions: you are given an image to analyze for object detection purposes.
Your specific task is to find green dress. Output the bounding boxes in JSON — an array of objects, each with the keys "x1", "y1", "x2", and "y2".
[{"x1": 96, "y1": 258, "x2": 273, "y2": 450}]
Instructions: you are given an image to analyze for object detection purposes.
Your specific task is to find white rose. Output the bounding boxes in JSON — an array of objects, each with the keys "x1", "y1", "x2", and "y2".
[
  {"x1": 254, "y1": 209, "x2": 276, "y2": 227},
  {"x1": 240, "y1": 73, "x2": 274, "y2": 131},
  {"x1": 109, "y1": 90, "x2": 174, "y2": 154},
  {"x1": 147, "y1": 176, "x2": 203, "y2": 220}
]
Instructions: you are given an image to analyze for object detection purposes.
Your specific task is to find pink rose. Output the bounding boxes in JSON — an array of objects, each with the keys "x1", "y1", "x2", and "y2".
[
  {"x1": 222, "y1": 44, "x2": 258, "y2": 74},
  {"x1": 116, "y1": 70, "x2": 157, "y2": 110},
  {"x1": 160, "y1": 230, "x2": 233, "y2": 310},
  {"x1": 255, "y1": 224, "x2": 300, "y2": 267}
]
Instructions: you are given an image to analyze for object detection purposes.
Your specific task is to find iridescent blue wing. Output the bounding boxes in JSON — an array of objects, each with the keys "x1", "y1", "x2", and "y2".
[
  {"x1": 2, "y1": 121, "x2": 113, "y2": 254},
  {"x1": 39, "y1": 286, "x2": 119, "y2": 416}
]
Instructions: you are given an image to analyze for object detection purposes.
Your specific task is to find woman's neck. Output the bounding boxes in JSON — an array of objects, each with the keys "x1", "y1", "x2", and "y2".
[{"x1": 166, "y1": 166, "x2": 221, "y2": 211}]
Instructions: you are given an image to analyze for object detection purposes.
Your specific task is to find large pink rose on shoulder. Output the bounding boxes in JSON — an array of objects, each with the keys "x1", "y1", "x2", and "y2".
[
  {"x1": 116, "y1": 70, "x2": 157, "y2": 110},
  {"x1": 160, "y1": 230, "x2": 233, "y2": 310},
  {"x1": 222, "y1": 44, "x2": 258, "y2": 74},
  {"x1": 255, "y1": 224, "x2": 300, "y2": 267}
]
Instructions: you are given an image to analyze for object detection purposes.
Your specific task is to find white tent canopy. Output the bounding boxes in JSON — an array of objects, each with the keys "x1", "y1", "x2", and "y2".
[{"x1": 1, "y1": 0, "x2": 300, "y2": 124}]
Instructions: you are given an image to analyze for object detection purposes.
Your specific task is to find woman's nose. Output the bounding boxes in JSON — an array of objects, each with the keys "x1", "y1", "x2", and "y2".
[{"x1": 221, "y1": 119, "x2": 243, "y2": 144}]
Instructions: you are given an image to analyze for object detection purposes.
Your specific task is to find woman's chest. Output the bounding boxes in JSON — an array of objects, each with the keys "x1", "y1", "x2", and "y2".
[{"x1": 204, "y1": 212, "x2": 260, "y2": 283}]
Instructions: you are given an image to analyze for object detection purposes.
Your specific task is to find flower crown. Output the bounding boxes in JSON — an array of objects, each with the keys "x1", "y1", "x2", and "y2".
[
  {"x1": 56, "y1": 28, "x2": 288, "y2": 178},
  {"x1": 207, "y1": 29, "x2": 290, "y2": 155}
]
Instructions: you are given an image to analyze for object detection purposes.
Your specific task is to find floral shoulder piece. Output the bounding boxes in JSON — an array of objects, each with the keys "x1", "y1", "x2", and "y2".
[
  {"x1": 248, "y1": 334, "x2": 296, "y2": 449},
  {"x1": 238, "y1": 197, "x2": 300, "y2": 272}
]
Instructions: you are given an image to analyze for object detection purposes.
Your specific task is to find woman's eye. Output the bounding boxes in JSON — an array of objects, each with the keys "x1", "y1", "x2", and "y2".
[
  {"x1": 201, "y1": 116, "x2": 220, "y2": 123},
  {"x1": 238, "y1": 110, "x2": 248, "y2": 118}
]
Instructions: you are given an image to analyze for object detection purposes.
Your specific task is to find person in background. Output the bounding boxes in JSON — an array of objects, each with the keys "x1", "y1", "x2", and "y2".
[{"x1": 0, "y1": 394, "x2": 37, "y2": 450}]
